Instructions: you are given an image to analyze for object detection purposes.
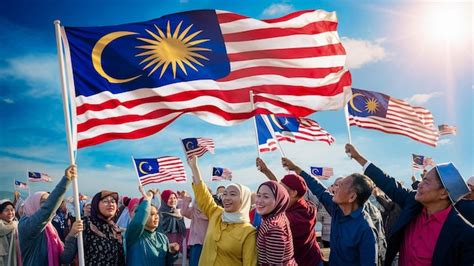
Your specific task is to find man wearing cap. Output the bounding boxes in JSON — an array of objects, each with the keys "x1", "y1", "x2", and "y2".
[
  {"x1": 256, "y1": 158, "x2": 323, "y2": 266},
  {"x1": 345, "y1": 143, "x2": 474, "y2": 266}
]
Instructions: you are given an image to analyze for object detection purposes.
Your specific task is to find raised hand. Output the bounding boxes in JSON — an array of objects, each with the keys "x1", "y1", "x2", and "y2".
[
  {"x1": 65, "y1": 165, "x2": 77, "y2": 181},
  {"x1": 139, "y1": 185, "x2": 153, "y2": 201},
  {"x1": 281, "y1": 157, "x2": 302, "y2": 174},
  {"x1": 68, "y1": 220, "x2": 84, "y2": 237},
  {"x1": 345, "y1": 144, "x2": 367, "y2": 166}
]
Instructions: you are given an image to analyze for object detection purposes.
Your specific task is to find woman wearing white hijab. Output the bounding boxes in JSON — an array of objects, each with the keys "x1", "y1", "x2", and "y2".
[{"x1": 187, "y1": 156, "x2": 257, "y2": 266}]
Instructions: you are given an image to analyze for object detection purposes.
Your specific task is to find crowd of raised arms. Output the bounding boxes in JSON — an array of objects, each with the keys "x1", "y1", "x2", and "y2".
[{"x1": 0, "y1": 144, "x2": 473, "y2": 266}]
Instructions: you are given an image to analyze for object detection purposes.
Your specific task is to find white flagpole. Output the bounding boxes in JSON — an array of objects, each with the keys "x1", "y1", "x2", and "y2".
[
  {"x1": 344, "y1": 104, "x2": 353, "y2": 144},
  {"x1": 131, "y1": 156, "x2": 143, "y2": 186},
  {"x1": 54, "y1": 20, "x2": 85, "y2": 266},
  {"x1": 249, "y1": 91, "x2": 261, "y2": 158}
]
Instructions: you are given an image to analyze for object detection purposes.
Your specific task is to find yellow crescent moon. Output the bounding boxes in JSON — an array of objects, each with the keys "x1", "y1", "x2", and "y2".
[
  {"x1": 349, "y1": 93, "x2": 364, "y2": 113},
  {"x1": 92, "y1": 31, "x2": 142, "y2": 83},
  {"x1": 186, "y1": 141, "x2": 194, "y2": 150},
  {"x1": 138, "y1": 162, "x2": 149, "y2": 175},
  {"x1": 269, "y1": 114, "x2": 285, "y2": 130}
]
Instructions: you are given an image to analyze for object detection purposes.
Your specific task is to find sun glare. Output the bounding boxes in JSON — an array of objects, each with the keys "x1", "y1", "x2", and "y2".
[{"x1": 418, "y1": 4, "x2": 470, "y2": 44}]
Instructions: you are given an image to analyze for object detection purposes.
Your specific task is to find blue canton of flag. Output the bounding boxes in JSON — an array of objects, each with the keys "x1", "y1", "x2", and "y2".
[
  {"x1": 310, "y1": 167, "x2": 334, "y2": 180},
  {"x1": 211, "y1": 167, "x2": 232, "y2": 181},
  {"x1": 15, "y1": 180, "x2": 28, "y2": 190},
  {"x1": 133, "y1": 157, "x2": 186, "y2": 185},
  {"x1": 256, "y1": 114, "x2": 335, "y2": 152}
]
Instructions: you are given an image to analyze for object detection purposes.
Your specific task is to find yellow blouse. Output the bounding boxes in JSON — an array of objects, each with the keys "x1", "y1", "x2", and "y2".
[{"x1": 192, "y1": 181, "x2": 257, "y2": 266}]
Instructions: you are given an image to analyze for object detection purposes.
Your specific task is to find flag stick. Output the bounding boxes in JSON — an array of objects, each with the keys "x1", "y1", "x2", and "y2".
[
  {"x1": 344, "y1": 104, "x2": 353, "y2": 144},
  {"x1": 26, "y1": 169, "x2": 31, "y2": 196},
  {"x1": 54, "y1": 20, "x2": 85, "y2": 266},
  {"x1": 249, "y1": 91, "x2": 261, "y2": 158},
  {"x1": 131, "y1": 156, "x2": 143, "y2": 187},
  {"x1": 179, "y1": 138, "x2": 190, "y2": 161}
]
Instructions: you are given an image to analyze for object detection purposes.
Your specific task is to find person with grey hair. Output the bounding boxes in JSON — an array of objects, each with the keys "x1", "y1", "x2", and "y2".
[
  {"x1": 346, "y1": 143, "x2": 474, "y2": 266},
  {"x1": 281, "y1": 157, "x2": 377, "y2": 265}
]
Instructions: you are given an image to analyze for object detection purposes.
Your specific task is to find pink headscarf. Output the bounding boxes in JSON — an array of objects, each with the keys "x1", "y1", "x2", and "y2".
[{"x1": 23, "y1": 192, "x2": 64, "y2": 266}]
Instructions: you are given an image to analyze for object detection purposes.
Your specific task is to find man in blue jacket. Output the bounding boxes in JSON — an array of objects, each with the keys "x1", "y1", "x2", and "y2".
[{"x1": 345, "y1": 143, "x2": 474, "y2": 266}]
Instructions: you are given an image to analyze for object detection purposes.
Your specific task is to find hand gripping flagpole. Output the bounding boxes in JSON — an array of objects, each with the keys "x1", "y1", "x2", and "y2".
[
  {"x1": 54, "y1": 20, "x2": 85, "y2": 266},
  {"x1": 249, "y1": 91, "x2": 261, "y2": 158}
]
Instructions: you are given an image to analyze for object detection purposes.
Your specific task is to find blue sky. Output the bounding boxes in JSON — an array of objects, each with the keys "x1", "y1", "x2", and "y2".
[{"x1": 0, "y1": 0, "x2": 472, "y2": 200}]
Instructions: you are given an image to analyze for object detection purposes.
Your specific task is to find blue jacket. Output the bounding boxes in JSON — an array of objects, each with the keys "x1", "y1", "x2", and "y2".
[
  {"x1": 126, "y1": 199, "x2": 178, "y2": 266},
  {"x1": 455, "y1": 199, "x2": 474, "y2": 224},
  {"x1": 364, "y1": 163, "x2": 474, "y2": 266},
  {"x1": 18, "y1": 176, "x2": 77, "y2": 266},
  {"x1": 300, "y1": 170, "x2": 377, "y2": 266}
]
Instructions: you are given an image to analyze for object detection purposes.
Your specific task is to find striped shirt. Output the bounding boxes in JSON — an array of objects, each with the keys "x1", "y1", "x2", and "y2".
[{"x1": 257, "y1": 213, "x2": 296, "y2": 265}]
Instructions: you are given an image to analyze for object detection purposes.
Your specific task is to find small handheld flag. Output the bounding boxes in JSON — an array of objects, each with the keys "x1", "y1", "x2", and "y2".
[
  {"x1": 182, "y1": 137, "x2": 215, "y2": 159},
  {"x1": 133, "y1": 157, "x2": 186, "y2": 185},
  {"x1": 310, "y1": 167, "x2": 334, "y2": 180},
  {"x1": 28, "y1": 171, "x2": 52, "y2": 182},
  {"x1": 15, "y1": 180, "x2": 28, "y2": 190},
  {"x1": 412, "y1": 154, "x2": 435, "y2": 170},
  {"x1": 438, "y1": 124, "x2": 457, "y2": 136},
  {"x1": 256, "y1": 114, "x2": 335, "y2": 152},
  {"x1": 211, "y1": 167, "x2": 232, "y2": 181},
  {"x1": 347, "y1": 88, "x2": 439, "y2": 147}
]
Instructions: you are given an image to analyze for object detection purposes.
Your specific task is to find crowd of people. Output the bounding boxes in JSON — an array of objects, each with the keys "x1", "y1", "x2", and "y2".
[{"x1": 0, "y1": 143, "x2": 473, "y2": 265}]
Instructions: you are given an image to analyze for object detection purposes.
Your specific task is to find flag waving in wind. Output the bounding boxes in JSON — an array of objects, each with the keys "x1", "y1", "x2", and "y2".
[
  {"x1": 28, "y1": 171, "x2": 52, "y2": 182},
  {"x1": 15, "y1": 180, "x2": 28, "y2": 190},
  {"x1": 310, "y1": 166, "x2": 334, "y2": 180},
  {"x1": 438, "y1": 124, "x2": 457, "y2": 136},
  {"x1": 133, "y1": 157, "x2": 186, "y2": 185},
  {"x1": 182, "y1": 137, "x2": 215, "y2": 159},
  {"x1": 211, "y1": 167, "x2": 233, "y2": 181},
  {"x1": 347, "y1": 88, "x2": 439, "y2": 146},
  {"x1": 412, "y1": 154, "x2": 435, "y2": 170},
  {"x1": 256, "y1": 114, "x2": 335, "y2": 152},
  {"x1": 62, "y1": 9, "x2": 351, "y2": 148}
]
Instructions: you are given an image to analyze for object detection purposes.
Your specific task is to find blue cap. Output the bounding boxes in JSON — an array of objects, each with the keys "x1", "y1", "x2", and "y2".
[{"x1": 435, "y1": 162, "x2": 470, "y2": 204}]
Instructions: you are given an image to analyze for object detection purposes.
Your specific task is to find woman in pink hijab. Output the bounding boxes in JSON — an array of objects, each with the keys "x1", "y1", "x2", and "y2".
[{"x1": 18, "y1": 165, "x2": 83, "y2": 266}]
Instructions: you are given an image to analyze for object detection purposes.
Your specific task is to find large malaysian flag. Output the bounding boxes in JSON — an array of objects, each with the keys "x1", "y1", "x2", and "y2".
[{"x1": 62, "y1": 9, "x2": 351, "y2": 148}]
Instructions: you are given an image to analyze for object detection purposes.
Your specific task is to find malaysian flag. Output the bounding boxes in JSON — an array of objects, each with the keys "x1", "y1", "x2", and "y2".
[
  {"x1": 412, "y1": 154, "x2": 435, "y2": 170},
  {"x1": 15, "y1": 180, "x2": 28, "y2": 190},
  {"x1": 438, "y1": 124, "x2": 457, "y2": 136},
  {"x1": 182, "y1": 137, "x2": 215, "y2": 160},
  {"x1": 62, "y1": 9, "x2": 351, "y2": 149},
  {"x1": 133, "y1": 157, "x2": 186, "y2": 185},
  {"x1": 310, "y1": 166, "x2": 334, "y2": 180},
  {"x1": 211, "y1": 167, "x2": 233, "y2": 181},
  {"x1": 347, "y1": 88, "x2": 439, "y2": 146},
  {"x1": 28, "y1": 171, "x2": 52, "y2": 182},
  {"x1": 256, "y1": 114, "x2": 335, "y2": 152}
]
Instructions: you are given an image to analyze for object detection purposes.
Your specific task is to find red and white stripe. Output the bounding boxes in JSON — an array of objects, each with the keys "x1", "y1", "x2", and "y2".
[
  {"x1": 277, "y1": 117, "x2": 335, "y2": 145},
  {"x1": 211, "y1": 168, "x2": 233, "y2": 181},
  {"x1": 438, "y1": 124, "x2": 457, "y2": 136},
  {"x1": 184, "y1": 138, "x2": 215, "y2": 159},
  {"x1": 348, "y1": 98, "x2": 439, "y2": 147},
  {"x1": 140, "y1": 156, "x2": 186, "y2": 185},
  {"x1": 63, "y1": 9, "x2": 351, "y2": 148}
]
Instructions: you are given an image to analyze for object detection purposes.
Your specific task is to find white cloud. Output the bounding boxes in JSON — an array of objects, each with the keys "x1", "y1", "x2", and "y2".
[
  {"x1": 405, "y1": 92, "x2": 443, "y2": 105},
  {"x1": 1, "y1": 98, "x2": 14, "y2": 104},
  {"x1": 261, "y1": 3, "x2": 295, "y2": 18},
  {"x1": 0, "y1": 54, "x2": 60, "y2": 98},
  {"x1": 341, "y1": 37, "x2": 387, "y2": 69},
  {"x1": 437, "y1": 138, "x2": 453, "y2": 146}
]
